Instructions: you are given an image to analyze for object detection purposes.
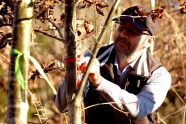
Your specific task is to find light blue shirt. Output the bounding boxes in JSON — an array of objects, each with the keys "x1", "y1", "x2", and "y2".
[{"x1": 114, "y1": 55, "x2": 136, "y2": 80}]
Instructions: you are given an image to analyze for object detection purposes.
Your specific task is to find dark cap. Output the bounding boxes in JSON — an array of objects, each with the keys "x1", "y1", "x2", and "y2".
[{"x1": 112, "y1": 6, "x2": 159, "y2": 36}]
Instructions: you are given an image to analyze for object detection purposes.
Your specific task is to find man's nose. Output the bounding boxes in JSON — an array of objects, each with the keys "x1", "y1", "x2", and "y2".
[{"x1": 120, "y1": 28, "x2": 128, "y2": 38}]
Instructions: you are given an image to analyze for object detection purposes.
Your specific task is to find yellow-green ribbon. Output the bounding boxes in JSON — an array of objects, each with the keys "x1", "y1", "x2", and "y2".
[
  {"x1": 10, "y1": 49, "x2": 25, "y2": 90},
  {"x1": 10, "y1": 49, "x2": 57, "y2": 94}
]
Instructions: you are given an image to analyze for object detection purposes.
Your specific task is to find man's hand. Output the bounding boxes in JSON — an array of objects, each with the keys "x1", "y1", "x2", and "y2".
[{"x1": 77, "y1": 55, "x2": 101, "y2": 88}]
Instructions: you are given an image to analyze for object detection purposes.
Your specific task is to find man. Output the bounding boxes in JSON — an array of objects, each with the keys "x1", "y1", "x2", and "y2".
[{"x1": 55, "y1": 6, "x2": 171, "y2": 124}]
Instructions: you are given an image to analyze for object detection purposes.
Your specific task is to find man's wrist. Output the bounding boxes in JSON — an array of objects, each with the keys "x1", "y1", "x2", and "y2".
[{"x1": 94, "y1": 76, "x2": 102, "y2": 88}]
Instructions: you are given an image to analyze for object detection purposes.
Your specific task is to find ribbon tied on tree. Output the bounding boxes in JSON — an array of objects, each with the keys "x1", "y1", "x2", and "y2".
[{"x1": 10, "y1": 49, "x2": 57, "y2": 94}]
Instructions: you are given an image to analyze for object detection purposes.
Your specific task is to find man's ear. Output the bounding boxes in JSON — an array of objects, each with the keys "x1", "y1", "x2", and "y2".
[{"x1": 144, "y1": 36, "x2": 155, "y2": 48}]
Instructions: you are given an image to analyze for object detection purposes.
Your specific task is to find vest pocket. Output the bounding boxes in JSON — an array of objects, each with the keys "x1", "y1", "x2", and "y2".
[{"x1": 126, "y1": 75, "x2": 149, "y2": 95}]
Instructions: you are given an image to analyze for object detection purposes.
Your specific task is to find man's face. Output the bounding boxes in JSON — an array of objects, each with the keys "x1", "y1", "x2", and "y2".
[{"x1": 114, "y1": 21, "x2": 151, "y2": 58}]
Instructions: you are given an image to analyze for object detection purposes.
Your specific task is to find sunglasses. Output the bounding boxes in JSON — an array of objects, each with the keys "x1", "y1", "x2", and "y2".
[{"x1": 117, "y1": 25, "x2": 151, "y2": 36}]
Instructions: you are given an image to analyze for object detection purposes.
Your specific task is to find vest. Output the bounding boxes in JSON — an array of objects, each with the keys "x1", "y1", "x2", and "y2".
[{"x1": 84, "y1": 44, "x2": 162, "y2": 124}]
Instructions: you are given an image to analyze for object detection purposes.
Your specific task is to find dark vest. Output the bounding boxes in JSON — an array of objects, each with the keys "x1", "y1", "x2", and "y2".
[{"x1": 84, "y1": 44, "x2": 162, "y2": 124}]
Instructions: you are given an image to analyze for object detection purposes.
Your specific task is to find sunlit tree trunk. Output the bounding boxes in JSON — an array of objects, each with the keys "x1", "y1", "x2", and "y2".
[{"x1": 7, "y1": 0, "x2": 33, "y2": 123}]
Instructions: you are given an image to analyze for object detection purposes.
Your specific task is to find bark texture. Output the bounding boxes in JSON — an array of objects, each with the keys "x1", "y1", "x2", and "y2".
[{"x1": 7, "y1": 1, "x2": 33, "y2": 123}]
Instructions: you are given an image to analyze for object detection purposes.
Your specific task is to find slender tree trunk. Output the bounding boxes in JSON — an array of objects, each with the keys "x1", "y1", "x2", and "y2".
[
  {"x1": 7, "y1": 0, "x2": 33, "y2": 123},
  {"x1": 64, "y1": 0, "x2": 78, "y2": 124}
]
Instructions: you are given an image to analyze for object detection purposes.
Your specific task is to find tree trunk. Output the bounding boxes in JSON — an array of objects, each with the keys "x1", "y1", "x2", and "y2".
[
  {"x1": 7, "y1": 0, "x2": 33, "y2": 123},
  {"x1": 64, "y1": 0, "x2": 78, "y2": 124}
]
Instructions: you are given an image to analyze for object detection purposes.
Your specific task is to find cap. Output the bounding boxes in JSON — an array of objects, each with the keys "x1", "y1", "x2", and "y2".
[{"x1": 112, "y1": 6, "x2": 159, "y2": 36}]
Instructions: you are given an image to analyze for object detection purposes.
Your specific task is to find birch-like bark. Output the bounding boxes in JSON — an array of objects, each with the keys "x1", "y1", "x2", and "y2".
[{"x1": 7, "y1": 0, "x2": 33, "y2": 123}]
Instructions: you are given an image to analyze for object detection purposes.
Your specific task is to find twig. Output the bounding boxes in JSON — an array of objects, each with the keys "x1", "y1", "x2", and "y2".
[
  {"x1": 112, "y1": 14, "x2": 148, "y2": 20},
  {"x1": 183, "y1": 105, "x2": 186, "y2": 124},
  {"x1": 46, "y1": 18, "x2": 65, "y2": 40},
  {"x1": 63, "y1": 113, "x2": 69, "y2": 124},
  {"x1": 69, "y1": 27, "x2": 93, "y2": 54},
  {"x1": 162, "y1": 106, "x2": 185, "y2": 120},
  {"x1": 32, "y1": 1, "x2": 45, "y2": 19},
  {"x1": 0, "y1": 54, "x2": 10, "y2": 62},
  {"x1": 171, "y1": 86, "x2": 185, "y2": 104},
  {"x1": 47, "y1": 49, "x2": 63, "y2": 63},
  {"x1": 34, "y1": 29, "x2": 64, "y2": 42},
  {"x1": 109, "y1": 21, "x2": 114, "y2": 44},
  {"x1": 159, "y1": 117, "x2": 167, "y2": 124},
  {"x1": 83, "y1": 101, "x2": 137, "y2": 116},
  {"x1": 80, "y1": 30, "x2": 95, "y2": 40}
]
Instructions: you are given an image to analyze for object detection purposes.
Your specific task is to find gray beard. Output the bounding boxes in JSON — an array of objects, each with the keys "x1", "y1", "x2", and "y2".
[
  {"x1": 115, "y1": 48, "x2": 134, "y2": 59},
  {"x1": 114, "y1": 42, "x2": 135, "y2": 59}
]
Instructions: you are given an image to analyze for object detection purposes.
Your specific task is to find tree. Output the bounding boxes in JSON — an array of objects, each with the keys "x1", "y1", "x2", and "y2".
[
  {"x1": 1, "y1": 0, "x2": 185, "y2": 123},
  {"x1": 64, "y1": 0, "x2": 77, "y2": 123},
  {"x1": 7, "y1": 0, "x2": 33, "y2": 123}
]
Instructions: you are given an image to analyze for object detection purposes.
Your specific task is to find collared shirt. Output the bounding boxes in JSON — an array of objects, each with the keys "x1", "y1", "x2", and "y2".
[
  {"x1": 114, "y1": 50, "x2": 146, "y2": 80},
  {"x1": 114, "y1": 55, "x2": 137, "y2": 80}
]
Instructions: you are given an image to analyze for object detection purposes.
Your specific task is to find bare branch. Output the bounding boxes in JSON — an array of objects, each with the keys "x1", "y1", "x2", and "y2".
[
  {"x1": 34, "y1": 29, "x2": 65, "y2": 42},
  {"x1": 46, "y1": 18, "x2": 65, "y2": 40}
]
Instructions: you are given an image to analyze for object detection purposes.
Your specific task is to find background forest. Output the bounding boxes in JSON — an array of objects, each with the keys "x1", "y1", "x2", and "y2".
[{"x1": 0, "y1": 0, "x2": 186, "y2": 124}]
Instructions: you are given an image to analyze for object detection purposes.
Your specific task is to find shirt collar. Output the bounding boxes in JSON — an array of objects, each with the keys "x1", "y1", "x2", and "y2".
[{"x1": 114, "y1": 50, "x2": 146, "y2": 76}]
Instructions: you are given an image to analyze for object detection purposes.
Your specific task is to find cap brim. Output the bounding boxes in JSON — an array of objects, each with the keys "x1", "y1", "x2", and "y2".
[{"x1": 112, "y1": 16, "x2": 149, "y2": 32}]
